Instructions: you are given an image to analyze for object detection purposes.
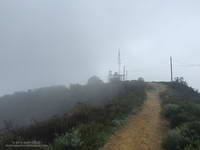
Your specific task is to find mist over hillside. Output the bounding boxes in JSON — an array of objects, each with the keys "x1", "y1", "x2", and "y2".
[
  {"x1": 0, "y1": 86, "x2": 69, "y2": 128},
  {"x1": 0, "y1": 77, "x2": 122, "y2": 129},
  {"x1": 0, "y1": 78, "x2": 147, "y2": 150}
]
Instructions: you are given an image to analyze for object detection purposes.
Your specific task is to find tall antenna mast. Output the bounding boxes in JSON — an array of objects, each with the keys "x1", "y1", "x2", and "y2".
[
  {"x1": 170, "y1": 56, "x2": 173, "y2": 82},
  {"x1": 118, "y1": 49, "x2": 121, "y2": 75},
  {"x1": 126, "y1": 70, "x2": 128, "y2": 80}
]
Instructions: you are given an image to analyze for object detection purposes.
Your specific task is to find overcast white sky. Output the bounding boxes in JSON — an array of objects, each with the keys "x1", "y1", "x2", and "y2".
[{"x1": 0, "y1": 0, "x2": 200, "y2": 95}]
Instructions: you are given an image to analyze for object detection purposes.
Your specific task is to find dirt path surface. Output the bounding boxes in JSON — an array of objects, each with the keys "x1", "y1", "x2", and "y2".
[{"x1": 100, "y1": 83, "x2": 166, "y2": 150}]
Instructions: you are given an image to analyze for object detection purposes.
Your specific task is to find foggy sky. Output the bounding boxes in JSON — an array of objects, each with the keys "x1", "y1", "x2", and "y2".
[{"x1": 1, "y1": 0, "x2": 200, "y2": 95}]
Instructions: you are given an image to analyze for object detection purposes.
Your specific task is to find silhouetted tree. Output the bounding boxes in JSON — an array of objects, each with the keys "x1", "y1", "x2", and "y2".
[{"x1": 87, "y1": 76, "x2": 103, "y2": 85}]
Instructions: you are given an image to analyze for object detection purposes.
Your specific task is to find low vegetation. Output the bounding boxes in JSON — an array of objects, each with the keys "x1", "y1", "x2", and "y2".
[
  {"x1": 160, "y1": 78, "x2": 200, "y2": 150},
  {"x1": 0, "y1": 79, "x2": 146, "y2": 150}
]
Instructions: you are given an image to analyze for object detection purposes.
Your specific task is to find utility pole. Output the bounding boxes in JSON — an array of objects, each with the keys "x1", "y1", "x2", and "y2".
[{"x1": 170, "y1": 56, "x2": 173, "y2": 82}]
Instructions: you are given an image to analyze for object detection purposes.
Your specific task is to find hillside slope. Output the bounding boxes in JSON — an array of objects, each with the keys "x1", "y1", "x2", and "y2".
[
  {"x1": 160, "y1": 80, "x2": 200, "y2": 150},
  {"x1": 0, "y1": 81, "x2": 122, "y2": 128},
  {"x1": 0, "y1": 80, "x2": 147, "y2": 150},
  {"x1": 101, "y1": 83, "x2": 166, "y2": 150}
]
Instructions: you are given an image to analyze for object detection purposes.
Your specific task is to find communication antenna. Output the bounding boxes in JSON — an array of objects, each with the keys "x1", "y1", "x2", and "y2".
[
  {"x1": 118, "y1": 49, "x2": 121, "y2": 75},
  {"x1": 126, "y1": 70, "x2": 128, "y2": 80}
]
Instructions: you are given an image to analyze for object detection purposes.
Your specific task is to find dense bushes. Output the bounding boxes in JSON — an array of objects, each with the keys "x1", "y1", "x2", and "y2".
[
  {"x1": 163, "y1": 121, "x2": 200, "y2": 150},
  {"x1": 162, "y1": 103, "x2": 200, "y2": 128},
  {"x1": 160, "y1": 80, "x2": 200, "y2": 150},
  {"x1": 0, "y1": 80, "x2": 146, "y2": 150}
]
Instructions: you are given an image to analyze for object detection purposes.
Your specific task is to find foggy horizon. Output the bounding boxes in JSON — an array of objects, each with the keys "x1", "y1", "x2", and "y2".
[{"x1": 1, "y1": 0, "x2": 200, "y2": 96}]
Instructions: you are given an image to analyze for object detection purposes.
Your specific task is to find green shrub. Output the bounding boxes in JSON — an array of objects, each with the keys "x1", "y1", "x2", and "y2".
[
  {"x1": 179, "y1": 123, "x2": 200, "y2": 147},
  {"x1": 163, "y1": 103, "x2": 200, "y2": 128},
  {"x1": 77, "y1": 123, "x2": 111, "y2": 150},
  {"x1": 162, "y1": 128, "x2": 190, "y2": 150},
  {"x1": 163, "y1": 121, "x2": 200, "y2": 150},
  {"x1": 184, "y1": 140, "x2": 200, "y2": 150},
  {"x1": 50, "y1": 128, "x2": 82, "y2": 150},
  {"x1": 182, "y1": 121, "x2": 200, "y2": 141},
  {"x1": 162, "y1": 104, "x2": 189, "y2": 127},
  {"x1": 112, "y1": 119, "x2": 128, "y2": 128},
  {"x1": 163, "y1": 104, "x2": 181, "y2": 118}
]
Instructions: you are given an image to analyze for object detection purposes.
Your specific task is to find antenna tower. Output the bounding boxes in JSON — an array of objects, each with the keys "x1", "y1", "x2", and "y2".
[{"x1": 118, "y1": 49, "x2": 121, "y2": 75}]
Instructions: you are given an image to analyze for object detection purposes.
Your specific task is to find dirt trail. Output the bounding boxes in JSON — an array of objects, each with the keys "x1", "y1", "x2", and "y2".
[{"x1": 100, "y1": 83, "x2": 166, "y2": 150}]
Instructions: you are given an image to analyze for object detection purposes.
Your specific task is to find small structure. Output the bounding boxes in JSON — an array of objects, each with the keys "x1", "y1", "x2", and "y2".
[{"x1": 108, "y1": 71, "x2": 122, "y2": 82}]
